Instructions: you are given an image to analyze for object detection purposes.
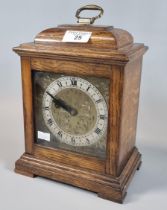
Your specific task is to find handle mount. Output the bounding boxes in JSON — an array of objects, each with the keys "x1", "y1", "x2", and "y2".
[{"x1": 75, "y1": 5, "x2": 104, "y2": 24}]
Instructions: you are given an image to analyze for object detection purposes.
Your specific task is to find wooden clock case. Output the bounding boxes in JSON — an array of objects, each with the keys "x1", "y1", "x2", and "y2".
[{"x1": 13, "y1": 24, "x2": 148, "y2": 203}]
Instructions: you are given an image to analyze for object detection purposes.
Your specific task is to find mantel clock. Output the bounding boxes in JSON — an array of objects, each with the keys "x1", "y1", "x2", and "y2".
[{"x1": 13, "y1": 5, "x2": 148, "y2": 203}]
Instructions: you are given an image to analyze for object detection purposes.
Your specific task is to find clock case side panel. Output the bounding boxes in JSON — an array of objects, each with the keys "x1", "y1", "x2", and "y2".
[
  {"x1": 106, "y1": 64, "x2": 124, "y2": 176},
  {"x1": 106, "y1": 55, "x2": 144, "y2": 176},
  {"x1": 14, "y1": 56, "x2": 34, "y2": 176},
  {"x1": 20, "y1": 56, "x2": 34, "y2": 154},
  {"x1": 117, "y1": 56, "x2": 144, "y2": 175}
]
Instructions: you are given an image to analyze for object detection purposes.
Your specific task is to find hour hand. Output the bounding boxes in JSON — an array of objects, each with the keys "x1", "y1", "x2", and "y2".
[{"x1": 46, "y1": 91, "x2": 78, "y2": 116}]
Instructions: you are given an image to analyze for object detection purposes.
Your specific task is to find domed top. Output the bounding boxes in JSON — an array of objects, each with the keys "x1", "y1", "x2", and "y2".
[
  {"x1": 13, "y1": 24, "x2": 147, "y2": 65},
  {"x1": 34, "y1": 24, "x2": 134, "y2": 50},
  {"x1": 13, "y1": 4, "x2": 148, "y2": 64}
]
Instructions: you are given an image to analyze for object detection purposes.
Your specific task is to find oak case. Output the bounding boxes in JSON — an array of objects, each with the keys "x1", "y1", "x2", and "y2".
[{"x1": 13, "y1": 23, "x2": 148, "y2": 203}]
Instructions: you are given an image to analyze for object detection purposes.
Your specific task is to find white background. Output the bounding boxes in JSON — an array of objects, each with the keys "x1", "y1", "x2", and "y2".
[{"x1": 0, "y1": 0, "x2": 167, "y2": 209}]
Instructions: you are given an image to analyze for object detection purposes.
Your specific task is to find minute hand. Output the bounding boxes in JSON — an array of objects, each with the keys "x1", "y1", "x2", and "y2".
[{"x1": 46, "y1": 91, "x2": 78, "y2": 116}]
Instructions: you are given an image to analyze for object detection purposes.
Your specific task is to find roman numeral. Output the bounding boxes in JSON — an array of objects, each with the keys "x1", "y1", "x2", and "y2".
[
  {"x1": 95, "y1": 128, "x2": 101, "y2": 135},
  {"x1": 71, "y1": 78, "x2": 77, "y2": 86},
  {"x1": 96, "y1": 99, "x2": 103, "y2": 103},
  {"x1": 58, "y1": 131, "x2": 62, "y2": 138},
  {"x1": 44, "y1": 106, "x2": 49, "y2": 110},
  {"x1": 71, "y1": 137, "x2": 75, "y2": 144},
  {"x1": 47, "y1": 119, "x2": 53, "y2": 126},
  {"x1": 86, "y1": 138, "x2": 90, "y2": 144},
  {"x1": 57, "y1": 81, "x2": 62, "y2": 87},
  {"x1": 86, "y1": 86, "x2": 91, "y2": 91},
  {"x1": 100, "y1": 115, "x2": 106, "y2": 120}
]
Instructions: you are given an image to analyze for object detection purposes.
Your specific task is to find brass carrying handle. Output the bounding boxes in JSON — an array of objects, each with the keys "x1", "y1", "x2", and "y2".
[{"x1": 75, "y1": 5, "x2": 104, "y2": 24}]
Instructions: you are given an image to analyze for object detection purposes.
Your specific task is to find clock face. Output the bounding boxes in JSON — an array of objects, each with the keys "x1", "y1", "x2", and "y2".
[
  {"x1": 42, "y1": 76, "x2": 108, "y2": 147},
  {"x1": 33, "y1": 72, "x2": 110, "y2": 159}
]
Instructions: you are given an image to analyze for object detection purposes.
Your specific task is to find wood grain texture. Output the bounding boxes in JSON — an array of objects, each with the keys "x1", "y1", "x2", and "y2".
[
  {"x1": 106, "y1": 65, "x2": 124, "y2": 176},
  {"x1": 34, "y1": 25, "x2": 133, "y2": 50},
  {"x1": 31, "y1": 58, "x2": 111, "y2": 78},
  {"x1": 117, "y1": 58, "x2": 143, "y2": 175},
  {"x1": 15, "y1": 147, "x2": 141, "y2": 203},
  {"x1": 13, "y1": 43, "x2": 147, "y2": 66},
  {"x1": 13, "y1": 23, "x2": 148, "y2": 203},
  {"x1": 33, "y1": 144, "x2": 105, "y2": 173},
  {"x1": 21, "y1": 57, "x2": 34, "y2": 154}
]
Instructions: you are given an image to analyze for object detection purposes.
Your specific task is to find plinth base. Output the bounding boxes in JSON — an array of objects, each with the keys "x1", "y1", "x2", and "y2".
[{"x1": 15, "y1": 147, "x2": 141, "y2": 203}]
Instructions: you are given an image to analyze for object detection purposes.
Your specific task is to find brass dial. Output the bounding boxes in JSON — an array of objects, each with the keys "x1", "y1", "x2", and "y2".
[{"x1": 42, "y1": 76, "x2": 108, "y2": 146}]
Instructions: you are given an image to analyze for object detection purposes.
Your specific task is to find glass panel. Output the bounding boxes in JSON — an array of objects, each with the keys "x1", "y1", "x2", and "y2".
[{"x1": 32, "y1": 71, "x2": 110, "y2": 159}]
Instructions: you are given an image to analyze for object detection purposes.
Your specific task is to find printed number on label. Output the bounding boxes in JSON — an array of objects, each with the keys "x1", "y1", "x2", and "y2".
[{"x1": 62, "y1": 30, "x2": 92, "y2": 43}]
